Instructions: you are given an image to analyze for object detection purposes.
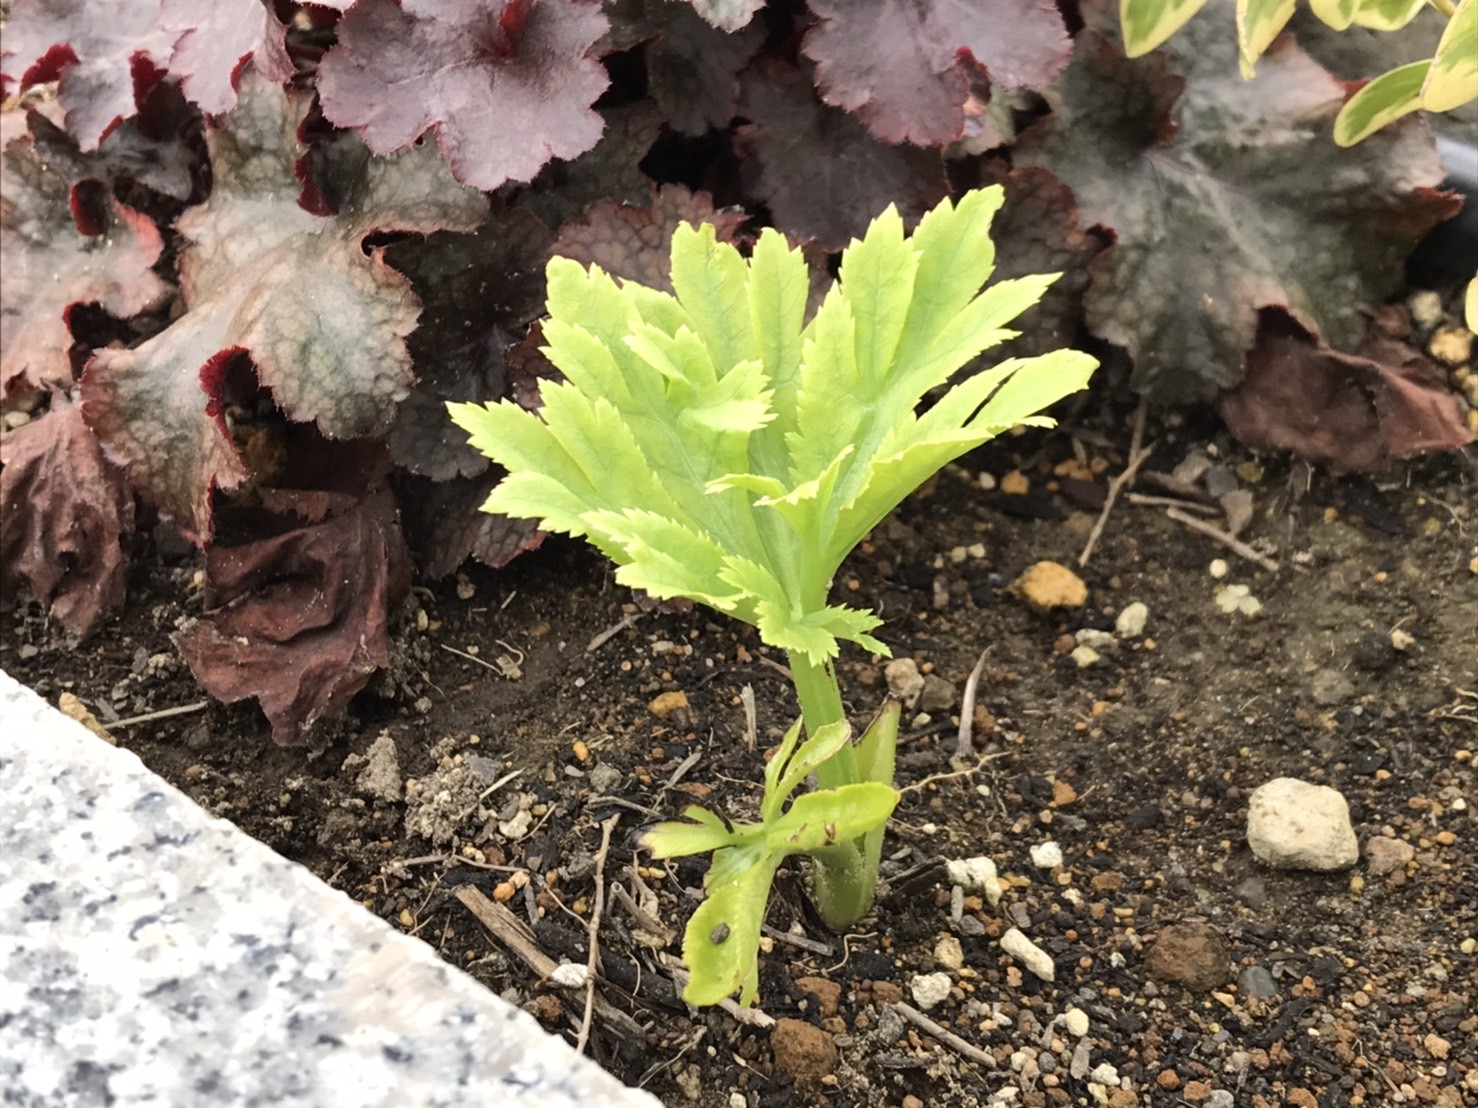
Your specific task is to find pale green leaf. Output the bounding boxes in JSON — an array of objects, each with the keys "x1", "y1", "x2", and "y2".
[
  {"x1": 584, "y1": 508, "x2": 745, "y2": 610},
  {"x1": 765, "y1": 784, "x2": 899, "y2": 854},
  {"x1": 854, "y1": 700, "x2": 901, "y2": 788},
  {"x1": 1120, "y1": 0, "x2": 1212, "y2": 56},
  {"x1": 1423, "y1": 0, "x2": 1478, "y2": 112},
  {"x1": 641, "y1": 806, "x2": 745, "y2": 858},
  {"x1": 770, "y1": 720, "x2": 855, "y2": 816},
  {"x1": 670, "y1": 222, "x2": 755, "y2": 374},
  {"x1": 747, "y1": 228, "x2": 808, "y2": 427},
  {"x1": 1350, "y1": 0, "x2": 1426, "y2": 30},
  {"x1": 1309, "y1": 0, "x2": 1359, "y2": 30},
  {"x1": 1466, "y1": 275, "x2": 1478, "y2": 333},
  {"x1": 761, "y1": 716, "x2": 809, "y2": 821},
  {"x1": 837, "y1": 205, "x2": 918, "y2": 391},
  {"x1": 969, "y1": 350, "x2": 1100, "y2": 432},
  {"x1": 679, "y1": 852, "x2": 784, "y2": 1006},
  {"x1": 1334, "y1": 61, "x2": 1430, "y2": 146},
  {"x1": 1236, "y1": 0, "x2": 1296, "y2": 78}
]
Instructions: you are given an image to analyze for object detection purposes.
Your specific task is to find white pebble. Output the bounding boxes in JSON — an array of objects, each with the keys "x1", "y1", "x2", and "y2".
[
  {"x1": 1246, "y1": 777, "x2": 1358, "y2": 871},
  {"x1": 547, "y1": 962, "x2": 588, "y2": 988},
  {"x1": 910, "y1": 971, "x2": 953, "y2": 1010},
  {"x1": 1062, "y1": 1006, "x2": 1090, "y2": 1037},
  {"x1": 1071, "y1": 645, "x2": 1101, "y2": 669},
  {"x1": 934, "y1": 934, "x2": 965, "y2": 971},
  {"x1": 1209, "y1": 558, "x2": 1229, "y2": 578},
  {"x1": 1090, "y1": 1062, "x2": 1121, "y2": 1086},
  {"x1": 1030, "y1": 841, "x2": 1063, "y2": 869},
  {"x1": 1115, "y1": 601, "x2": 1149, "y2": 638},
  {"x1": 884, "y1": 657, "x2": 925, "y2": 706},
  {"x1": 999, "y1": 927, "x2": 1055, "y2": 982},
  {"x1": 946, "y1": 856, "x2": 1003, "y2": 906}
]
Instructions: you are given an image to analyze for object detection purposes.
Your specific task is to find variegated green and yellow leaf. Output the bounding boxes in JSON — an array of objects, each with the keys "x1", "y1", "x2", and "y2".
[
  {"x1": 1120, "y1": 0, "x2": 1212, "y2": 57},
  {"x1": 1334, "y1": 61, "x2": 1430, "y2": 146},
  {"x1": 1422, "y1": 0, "x2": 1478, "y2": 112}
]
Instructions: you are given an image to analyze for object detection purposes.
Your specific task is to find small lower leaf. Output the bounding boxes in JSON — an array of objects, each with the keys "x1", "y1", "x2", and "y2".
[{"x1": 1235, "y1": 0, "x2": 1296, "y2": 78}]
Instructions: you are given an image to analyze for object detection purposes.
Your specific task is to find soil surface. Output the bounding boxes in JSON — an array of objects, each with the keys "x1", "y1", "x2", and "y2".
[{"x1": 5, "y1": 407, "x2": 1477, "y2": 1108}]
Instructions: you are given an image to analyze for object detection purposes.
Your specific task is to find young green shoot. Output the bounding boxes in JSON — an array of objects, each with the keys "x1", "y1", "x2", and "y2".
[{"x1": 449, "y1": 187, "x2": 1096, "y2": 1005}]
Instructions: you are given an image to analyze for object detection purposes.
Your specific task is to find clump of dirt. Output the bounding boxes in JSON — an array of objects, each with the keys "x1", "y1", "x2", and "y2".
[{"x1": 4, "y1": 410, "x2": 1476, "y2": 1108}]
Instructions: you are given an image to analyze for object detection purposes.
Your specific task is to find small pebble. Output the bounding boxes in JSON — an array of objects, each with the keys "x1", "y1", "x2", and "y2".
[
  {"x1": 1000, "y1": 927, "x2": 1055, "y2": 982},
  {"x1": 1070, "y1": 645, "x2": 1101, "y2": 669},
  {"x1": 910, "y1": 972, "x2": 953, "y2": 1010},
  {"x1": 946, "y1": 856, "x2": 1003, "y2": 906},
  {"x1": 884, "y1": 658, "x2": 926, "y2": 706},
  {"x1": 934, "y1": 935, "x2": 965, "y2": 972},
  {"x1": 1030, "y1": 841, "x2": 1063, "y2": 869},
  {"x1": 1062, "y1": 1007, "x2": 1090, "y2": 1038},
  {"x1": 1209, "y1": 558, "x2": 1229, "y2": 579},
  {"x1": 1114, "y1": 601, "x2": 1148, "y2": 638},
  {"x1": 1014, "y1": 561, "x2": 1088, "y2": 610},
  {"x1": 1247, "y1": 778, "x2": 1358, "y2": 871}
]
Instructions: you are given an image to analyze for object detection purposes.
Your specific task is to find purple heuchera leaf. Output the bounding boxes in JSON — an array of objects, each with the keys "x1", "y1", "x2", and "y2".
[
  {"x1": 0, "y1": 395, "x2": 136, "y2": 638},
  {"x1": 317, "y1": 0, "x2": 610, "y2": 191},
  {"x1": 1012, "y1": 24, "x2": 1458, "y2": 403},
  {"x1": 1, "y1": 111, "x2": 168, "y2": 404},
  {"x1": 736, "y1": 62, "x2": 948, "y2": 250},
  {"x1": 686, "y1": 0, "x2": 764, "y2": 32},
  {"x1": 160, "y1": 0, "x2": 296, "y2": 116},
  {"x1": 802, "y1": 0, "x2": 1071, "y2": 146},
  {"x1": 174, "y1": 487, "x2": 411, "y2": 745},
  {"x1": 79, "y1": 68, "x2": 487, "y2": 543},
  {"x1": 0, "y1": 0, "x2": 175, "y2": 150}
]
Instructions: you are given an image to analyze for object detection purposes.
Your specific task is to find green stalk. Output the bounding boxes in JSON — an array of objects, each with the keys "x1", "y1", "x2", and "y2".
[{"x1": 786, "y1": 651, "x2": 888, "y2": 929}]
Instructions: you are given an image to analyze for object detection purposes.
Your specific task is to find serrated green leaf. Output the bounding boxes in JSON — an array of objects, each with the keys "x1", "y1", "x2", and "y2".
[
  {"x1": 1236, "y1": 0, "x2": 1296, "y2": 78},
  {"x1": 1309, "y1": 0, "x2": 1359, "y2": 30},
  {"x1": 454, "y1": 187, "x2": 1095, "y2": 665},
  {"x1": 1120, "y1": 0, "x2": 1211, "y2": 56},
  {"x1": 1423, "y1": 0, "x2": 1478, "y2": 112},
  {"x1": 1334, "y1": 61, "x2": 1430, "y2": 146},
  {"x1": 1350, "y1": 0, "x2": 1426, "y2": 30},
  {"x1": 670, "y1": 222, "x2": 755, "y2": 374}
]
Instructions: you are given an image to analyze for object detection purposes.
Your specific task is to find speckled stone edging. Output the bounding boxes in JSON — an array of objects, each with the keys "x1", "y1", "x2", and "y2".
[{"x1": 0, "y1": 670, "x2": 660, "y2": 1108}]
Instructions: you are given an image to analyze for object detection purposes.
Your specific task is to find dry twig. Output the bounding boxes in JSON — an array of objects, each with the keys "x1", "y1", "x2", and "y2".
[
  {"x1": 1166, "y1": 507, "x2": 1279, "y2": 572},
  {"x1": 955, "y1": 647, "x2": 990, "y2": 758},
  {"x1": 1079, "y1": 398, "x2": 1152, "y2": 567},
  {"x1": 577, "y1": 814, "x2": 620, "y2": 1054},
  {"x1": 661, "y1": 958, "x2": 775, "y2": 1028},
  {"x1": 892, "y1": 1001, "x2": 997, "y2": 1068},
  {"x1": 1124, "y1": 492, "x2": 1218, "y2": 514},
  {"x1": 455, "y1": 885, "x2": 643, "y2": 1039},
  {"x1": 108, "y1": 700, "x2": 210, "y2": 728}
]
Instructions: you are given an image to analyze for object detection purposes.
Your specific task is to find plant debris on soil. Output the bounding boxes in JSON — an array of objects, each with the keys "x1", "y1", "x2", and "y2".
[{"x1": 4, "y1": 408, "x2": 1477, "y2": 1108}]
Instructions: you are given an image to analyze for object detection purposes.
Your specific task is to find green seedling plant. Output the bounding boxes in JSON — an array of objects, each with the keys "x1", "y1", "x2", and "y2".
[{"x1": 449, "y1": 187, "x2": 1097, "y2": 1005}]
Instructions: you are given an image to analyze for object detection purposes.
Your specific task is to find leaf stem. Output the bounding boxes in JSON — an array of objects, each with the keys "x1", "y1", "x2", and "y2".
[
  {"x1": 787, "y1": 652, "x2": 856, "y2": 788},
  {"x1": 1428, "y1": 0, "x2": 1456, "y2": 17}
]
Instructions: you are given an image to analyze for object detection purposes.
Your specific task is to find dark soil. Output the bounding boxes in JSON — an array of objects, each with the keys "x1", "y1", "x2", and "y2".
[{"x1": 5, "y1": 411, "x2": 1477, "y2": 1108}]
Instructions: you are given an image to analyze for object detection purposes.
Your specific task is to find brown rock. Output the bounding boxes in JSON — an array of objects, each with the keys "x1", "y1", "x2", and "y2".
[
  {"x1": 1144, "y1": 922, "x2": 1231, "y2": 992},
  {"x1": 1157, "y1": 1070, "x2": 1182, "y2": 1092},
  {"x1": 871, "y1": 980, "x2": 903, "y2": 1005},
  {"x1": 794, "y1": 975, "x2": 842, "y2": 1017},
  {"x1": 1180, "y1": 1079, "x2": 1210, "y2": 1099},
  {"x1": 1366, "y1": 834, "x2": 1415, "y2": 877},
  {"x1": 770, "y1": 1017, "x2": 837, "y2": 1086},
  {"x1": 1014, "y1": 561, "x2": 1088, "y2": 610},
  {"x1": 1107, "y1": 1091, "x2": 1138, "y2": 1108}
]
